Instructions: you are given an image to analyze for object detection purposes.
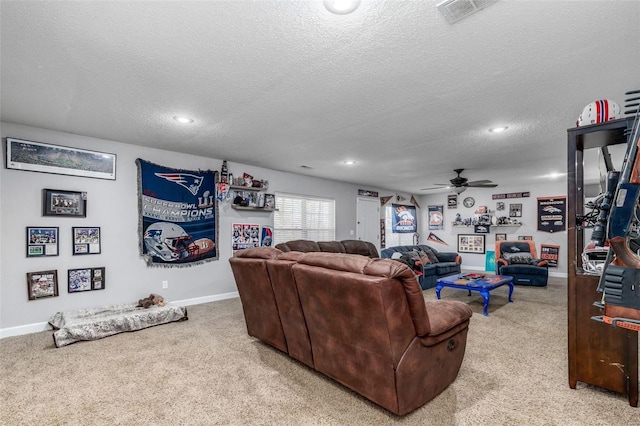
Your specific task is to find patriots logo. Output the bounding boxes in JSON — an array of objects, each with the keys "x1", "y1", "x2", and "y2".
[{"x1": 155, "y1": 173, "x2": 204, "y2": 195}]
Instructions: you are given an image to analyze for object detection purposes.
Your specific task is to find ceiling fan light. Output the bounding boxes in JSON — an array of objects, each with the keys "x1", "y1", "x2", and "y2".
[{"x1": 452, "y1": 186, "x2": 466, "y2": 194}]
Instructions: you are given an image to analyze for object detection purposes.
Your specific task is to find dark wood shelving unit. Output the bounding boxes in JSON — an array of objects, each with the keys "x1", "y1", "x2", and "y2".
[{"x1": 567, "y1": 117, "x2": 638, "y2": 407}]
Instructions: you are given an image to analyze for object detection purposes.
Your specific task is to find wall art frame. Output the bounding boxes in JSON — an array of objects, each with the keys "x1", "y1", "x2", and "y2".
[
  {"x1": 6, "y1": 137, "x2": 116, "y2": 180},
  {"x1": 72, "y1": 226, "x2": 101, "y2": 255},
  {"x1": 457, "y1": 234, "x2": 486, "y2": 254},
  {"x1": 495, "y1": 233, "x2": 507, "y2": 241},
  {"x1": 26, "y1": 226, "x2": 59, "y2": 257},
  {"x1": 27, "y1": 269, "x2": 59, "y2": 300},
  {"x1": 68, "y1": 267, "x2": 105, "y2": 293},
  {"x1": 43, "y1": 189, "x2": 87, "y2": 217}
]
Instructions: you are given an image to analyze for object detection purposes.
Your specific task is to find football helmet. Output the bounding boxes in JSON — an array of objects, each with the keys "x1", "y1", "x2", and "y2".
[
  {"x1": 143, "y1": 222, "x2": 194, "y2": 261},
  {"x1": 577, "y1": 100, "x2": 621, "y2": 127},
  {"x1": 581, "y1": 240, "x2": 610, "y2": 275}
]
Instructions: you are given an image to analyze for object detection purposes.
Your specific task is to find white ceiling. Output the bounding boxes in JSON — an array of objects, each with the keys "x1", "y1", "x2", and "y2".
[{"x1": 1, "y1": 1, "x2": 639, "y2": 193}]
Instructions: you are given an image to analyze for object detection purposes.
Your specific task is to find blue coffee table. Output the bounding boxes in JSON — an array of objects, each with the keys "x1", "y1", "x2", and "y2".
[{"x1": 436, "y1": 273, "x2": 514, "y2": 316}]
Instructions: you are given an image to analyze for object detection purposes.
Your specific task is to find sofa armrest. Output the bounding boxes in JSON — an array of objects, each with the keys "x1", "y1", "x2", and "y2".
[
  {"x1": 418, "y1": 300, "x2": 472, "y2": 346},
  {"x1": 436, "y1": 252, "x2": 461, "y2": 263},
  {"x1": 533, "y1": 259, "x2": 549, "y2": 267}
]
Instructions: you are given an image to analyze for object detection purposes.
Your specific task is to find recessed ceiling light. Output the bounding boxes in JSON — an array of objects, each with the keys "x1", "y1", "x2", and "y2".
[
  {"x1": 173, "y1": 116, "x2": 194, "y2": 124},
  {"x1": 324, "y1": 0, "x2": 361, "y2": 15},
  {"x1": 344, "y1": 160, "x2": 356, "y2": 165},
  {"x1": 488, "y1": 126, "x2": 508, "y2": 133}
]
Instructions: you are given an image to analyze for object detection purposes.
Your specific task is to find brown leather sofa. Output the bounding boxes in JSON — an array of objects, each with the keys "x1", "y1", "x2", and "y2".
[
  {"x1": 275, "y1": 239, "x2": 379, "y2": 258},
  {"x1": 229, "y1": 247, "x2": 473, "y2": 415}
]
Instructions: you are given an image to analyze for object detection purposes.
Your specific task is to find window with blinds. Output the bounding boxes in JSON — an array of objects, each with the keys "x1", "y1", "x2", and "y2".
[{"x1": 274, "y1": 193, "x2": 336, "y2": 245}]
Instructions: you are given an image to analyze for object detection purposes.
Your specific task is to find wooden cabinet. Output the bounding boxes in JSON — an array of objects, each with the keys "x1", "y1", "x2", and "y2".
[{"x1": 567, "y1": 117, "x2": 638, "y2": 407}]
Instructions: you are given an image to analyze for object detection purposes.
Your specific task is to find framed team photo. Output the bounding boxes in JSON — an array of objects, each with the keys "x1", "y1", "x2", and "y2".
[
  {"x1": 72, "y1": 227, "x2": 101, "y2": 255},
  {"x1": 457, "y1": 234, "x2": 486, "y2": 254},
  {"x1": 43, "y1": 189, "x2": 87, "y2": 217},
  {"x1": 27, "y1": 270, "x2": 59, "y2": 300},
  {"x1": 7, "y1": 137, "x2": 116, "y2": 180},
  {"x1": 26, "y1": 226, "x2": 59, "y2": 257},
  {"x1": 68, "y1": 267, "x2": 105, "y2": 293}
]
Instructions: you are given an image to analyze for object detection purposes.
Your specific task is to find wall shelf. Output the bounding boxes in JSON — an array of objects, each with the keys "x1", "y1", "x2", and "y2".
[
  {"x1": 231, "y1": 205, "x2": 276, "y2": 212},
  {"x1": 229, "y1": 185, "x2": 263, "y2": 192}
]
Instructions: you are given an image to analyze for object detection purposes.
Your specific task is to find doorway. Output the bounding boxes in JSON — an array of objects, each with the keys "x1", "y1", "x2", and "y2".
[{"x1": 356, "y1": 197, "x2": 380, "y2": 252}]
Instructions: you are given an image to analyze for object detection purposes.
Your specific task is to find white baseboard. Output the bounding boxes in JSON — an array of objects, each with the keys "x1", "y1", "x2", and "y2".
[
  {"x1": 0, "y1": 291, "x2": 240, "y2": 339},
  {"x1": 0, "y1": 322, "x2": 52, "y2": 339},
  {"x1": 463, "y1": 265, "x2": 568, "y2": 278}
]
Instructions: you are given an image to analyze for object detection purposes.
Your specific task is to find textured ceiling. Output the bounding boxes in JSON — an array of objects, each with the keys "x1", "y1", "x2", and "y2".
[{"x1": 1, "y1": 0, "x2": 639, "y2": 193}]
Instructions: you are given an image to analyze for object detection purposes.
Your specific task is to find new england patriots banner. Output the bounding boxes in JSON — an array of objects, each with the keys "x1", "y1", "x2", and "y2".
[
  {"x1": 392, "y1": 204, "x2": 417, "y2": 233},
  {"x1": 137, "y1": 159, "x2": 218, "y2": 267}
]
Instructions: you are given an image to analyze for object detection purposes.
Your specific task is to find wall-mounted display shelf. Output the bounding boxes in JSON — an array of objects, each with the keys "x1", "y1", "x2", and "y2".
[
  {"x1": 229, "y1": 185, "x2": 262, "y2": 191},
  {"x1": 231, "y1": 186, "x2": 276, "y2": 212}
]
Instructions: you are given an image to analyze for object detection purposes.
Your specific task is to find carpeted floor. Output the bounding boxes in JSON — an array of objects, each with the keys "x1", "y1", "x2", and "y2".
[{"x1": 1, "y1": 277, "x2": 638, "y2": 425}]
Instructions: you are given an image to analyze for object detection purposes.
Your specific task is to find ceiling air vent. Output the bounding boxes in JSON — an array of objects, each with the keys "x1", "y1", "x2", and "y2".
[{"x1": 437, "y1": 0, "x2": 499, "y2": 24}]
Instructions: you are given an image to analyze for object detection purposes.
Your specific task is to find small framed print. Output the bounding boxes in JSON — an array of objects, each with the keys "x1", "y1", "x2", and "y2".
[
  {"x1": 495, "y1": 233, "x2": 507, "y2": 241},
  {"x1": 68, "y1": 267, "x2": 105, "y2": 293},
  {"x1": 509, "y1": 203, "x2": 522, "y2": 218},
  {"x1": 43, "y1": 189, "x2": 87, "y2": 217},
  {"x1": 27, "y1": 270, "x2": 59, "y2": 300},
  {"x1": 26, "y1": 226, "x2": 59, "y2": 257},
  {"x1": 72, "y1": 227, "x2": 101, "y2": 255},
  {"x1": 518, "y1": 235, "x2": 533, "y2": 241}
]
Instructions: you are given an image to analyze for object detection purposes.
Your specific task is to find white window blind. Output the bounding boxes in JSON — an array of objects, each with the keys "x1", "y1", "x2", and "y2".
[{"x1": 274, "y1": 193, "x2": 335, "y2": 245}]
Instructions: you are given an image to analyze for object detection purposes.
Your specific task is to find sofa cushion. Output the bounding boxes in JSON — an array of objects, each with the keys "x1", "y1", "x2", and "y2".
[
  {"x1": 318, "y1": 241, "x2": 346, "y2": 254},
  {"x1": 276, "y1": 240, "x2": 321, "y2": 252},
  {"x1": 340, "y1": 239, "x2": 379, "y2": 258}
]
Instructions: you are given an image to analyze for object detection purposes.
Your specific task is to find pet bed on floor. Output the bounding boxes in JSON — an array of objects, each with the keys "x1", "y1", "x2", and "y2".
[{"x1": 49, "y1": 303, "x2": 188, "y2": 348}]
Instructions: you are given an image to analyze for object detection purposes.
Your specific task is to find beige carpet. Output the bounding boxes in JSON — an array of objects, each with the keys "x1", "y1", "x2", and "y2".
[{"x1": 1, "y1": 277, "x2": 638, "y2": 425}]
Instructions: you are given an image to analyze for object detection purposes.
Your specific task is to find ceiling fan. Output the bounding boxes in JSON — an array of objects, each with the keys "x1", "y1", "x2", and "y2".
[{"x1": 421, "y1": 169, "x2": 498, "y2": 194}]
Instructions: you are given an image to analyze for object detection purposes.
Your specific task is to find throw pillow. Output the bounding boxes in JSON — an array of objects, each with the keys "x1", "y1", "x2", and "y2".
[
  {"x1": 504, "y1": 252, "x2": 534, "y2": 265},
  {"x1": 423, "y1": 248, "x2": 439, "y2": 263}
]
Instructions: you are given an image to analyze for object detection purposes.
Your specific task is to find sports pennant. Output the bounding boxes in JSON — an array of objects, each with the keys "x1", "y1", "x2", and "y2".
[{"x1": 427, "y1": 232, "x2": 448, "y2": 245}]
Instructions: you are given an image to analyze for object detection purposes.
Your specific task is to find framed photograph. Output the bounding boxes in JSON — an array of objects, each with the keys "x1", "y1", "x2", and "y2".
[
  {"x1": 509, "y1": 203, "x2": 522, "y2": 217},
  {"x1": 72, "y1": 227, "x2": 101, "y2": 255},
  {"x1": 6, "y1": 137, "x2": 116, "y2": 180},
  {"x1": 264, "y1": 194, "x2": 275, "y2": 209},
  {"x1": 43, "y1": 189, "x2": 87, "y2": 217},
  {"x1": 496, "y1": 201, "x2": 505, "y2": 211},
  {"x1": 518, "y1": 235, "x2": 533, "y2": 241},
  {"x1": 27, "y1": 270, "x2": 59, "y2": 300},
  {"x1": 68, "y1": 267, "x2": 105, "y2": 293},
  {"x1": 457, "y1": 234, "x2": 486, "y2": 254},
  {"x1": 26, "y1": 226, "x2": 59, "y2": 257},
  {"x1": 495, "y1": 233, "x2": 507, "y2": 241}
]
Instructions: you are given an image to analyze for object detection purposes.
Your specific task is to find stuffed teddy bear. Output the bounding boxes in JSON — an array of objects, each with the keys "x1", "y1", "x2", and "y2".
[{"x1": 136, "y1": 293, "x2": 166, "y2": 308}]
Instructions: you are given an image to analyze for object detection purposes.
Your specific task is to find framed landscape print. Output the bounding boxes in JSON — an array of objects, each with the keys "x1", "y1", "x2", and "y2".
[
  {"x1": 27, "y1": 270, "x2": 59, "y2": 300},
  {"x1": 6, "y1": 137, "x2": 116, "y2": 180},
  {"x1": 68, "y1": 267, "x2": 105, "y2": 293},
  {"x1": 72, "y1": 227, "x2": 101, "y2": 255},
  {"x1": 26, "y1": 226, "x2": 59, "y2": 257},
  {"x1": 43, "y1": 189, "x2": 87, "y2": 217},
  {"x1": 457, "y1": 234, "x2": 486, "y2": 254}
]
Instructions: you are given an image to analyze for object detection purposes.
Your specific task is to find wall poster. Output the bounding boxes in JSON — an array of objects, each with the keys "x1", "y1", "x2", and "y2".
[
  {"x1": 232, "y1": 223, "x2": 260, "y2": 252},
  {"x1": 537, "y1": 196, "x2": 566, "y2": 233},
  {"x1": 540, "y1": 244, "x2": 560, "y2": 267},
  {"x1": 428, "y1": 205, "x2": 444, "y2": 230},
  {"x1": 392, "y1": 204, "x2": 417, "y2": 233}
]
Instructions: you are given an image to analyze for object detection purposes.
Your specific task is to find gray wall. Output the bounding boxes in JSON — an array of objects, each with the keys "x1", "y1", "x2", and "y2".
[{"x1": 0, "y1": 122, "x2": 391, "y2": 334}]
